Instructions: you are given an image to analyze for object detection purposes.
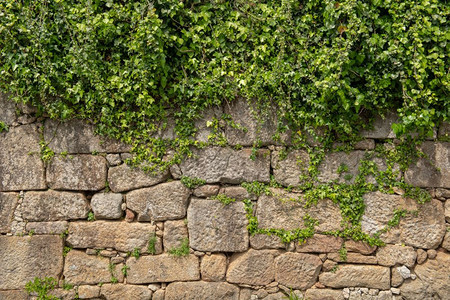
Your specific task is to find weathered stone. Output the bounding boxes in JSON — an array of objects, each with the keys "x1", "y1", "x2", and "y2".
[
  {"x1": 227, "y1": 249, "x2": 277, "y2": 285},
  {"x1": 201, "y1": 253, "x2": 227, "y2": 281},
  {"x1": 152, "y1": 290, "x2": 165, "y2": 300},
  {"x1": 257, "y1": 191, "x2": 342, "y2": 233},
  {"x1": 105, "y1": 154, "x2": 121, "y2": 166},
  {"x1": 91, "y1": 193, "x2": 123, "y2": 219},
  {"x1": 345, "y1": 240, "x2": 377, "y2": 255},
  {"x1": 319, "y1": 265, "x2": 390, "y2": 290},
  {"x1": 397, "y1": 265, "x2": 412, "y2": 279},
  {"x1": 78, "y1": 285, "x2": 100, "y2": 299},
  {"x1": 47, "y1": 155, "x2": 107, "y2": 191},
  {"x1": 48, "y1": 289, "x2": 77, "y2": 300},
  {"x1": 304, "y1": 288, "x2": 345, "y2": 300},
  {"x1": 165, "y1": 281, "x2": 240, "y2": 300},
  {"x1": 376, "y1": 245, "x2": 417, "y2": 268},
  {"x1": 0, "y1": 192, "x2": 17, "y2": 232},
  {"x1": 438, "y1": 121, "x2": 450, "y2": 138},
  {"x1": 264, "y1": 292, "x2": 287, "y2": 300},
  {"x1": 250, "y1": 234, "x2": 285, "y2": 250},
  {"x1": 0, "y1": 93, "x2": 16, "y2": 125},
  {"x1": 192, "y1": 105, "x2": 223, "y2": 143},
  {"x1": 193, "y1": 184, "x2": 220, "y2": 197},
  {"x1": 126, "y1": 181, "x2": 190, "y2": 221},
  {"x1": 436, "y1": 188, "x2": 450, "y2": 199},
  {"x1": 296, "y1": 235, "x2": 343, "y2": 253},
  {"x1": 44, "y1": 119, "x2": 130, "y2": 153},
  {"x1": 317, "y1": 151, "x2": 366, "y2": 183},
  {"x1": 361, "y1": 192, "x2": 446, "y2": 249},
  {"x1": 64, "y1": 250, "x2": 113, "y2": 285},
  {"x1": 391, "y1": 267, "x2": 404, "y2": 287},
  {"x1": 67, "y1": 221, "x2": 161, "y2": 253},
  {"x1": 125, "y1": 209, "x2": 135, "y2": 222},
  {"x1": 0, "y1": 290, "x2": 28, "y2": 300},
  {"x1": 0, "y1": 236, "x2": 63, "y2": 289},
  {"x1": 219, "y1": 186, "x2": 257, "y2": 201},
  {"x1": 271, "y1": 149, "x2": 309, "y2": 187},
  {"x1": 354, "y1": 139, "x2": 376, "y2": 150},
  {"x1": 25, "y1": 221, "x2": 68, "y2": 235},
  {"x1": 163, "y1": 220, "x2": 188, "y2": 250},
  {"x1": 108, "y1": 163, "x2": 170, "y2": 193},
  {"x1": 327, "y1": 252, "x2": 378, "y2": 264},
  {"x1": 127, "y1": 254, "x2": 199, "y2": 283},
  {"x1": 405, "y1": 142, "x2": 450, "y2": 188},
  {"x1": 416, "y1": 249, "x2": 427, "y2": 264},
  {"x1": 442, "y1": 231, "x2": 450, "y2": 251},
  {"x1": 22, "y1": 190, "x2": 89, "y2": 221},
  {"x1": 275, "y1": 252, "x2": 322, "y2": 290},
  {"x1": 445, "y1": 200, "x2": 450, "y2": 222},
  {"x1": 188, "y1": 199, "x2": 249, "y2": 252},
  {"x1": 179, "y1": 147, "x2": 271, "y2": 184},
  {"x1": 322, "y1": 259, "x2": 337, "y2": 272},
  {"x1": 100, "y1": 284, "x2": 152, "y2": 300},
  {"x1": 0, "y1": 125, "x2": 46, "y2": 191},
  {"x1": 360, "y1": 112, "x2": 398, "y2": 139}
]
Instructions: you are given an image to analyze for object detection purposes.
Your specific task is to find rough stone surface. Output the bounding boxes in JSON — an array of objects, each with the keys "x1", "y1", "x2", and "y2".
[
  {"x1": 376, "y1": 245, "x2": 417, "y2": 268},
  {"x1": 345, "y1": 240, "x2": 377, "y2": 255},
  {"x1": 296, "y1": 235, "x2": 343, "y2": 253},
  {"x1": 78, "y1": 285, "x2": 100, "y2": 299},
  {"x1": 271, "y1": 149, "x2": 309, "y2": 187},
  {"x1": 127, "y1": 254, "x2": 199, "y2": 283},
  {"x1": 0, "y1": 125, "x2": 46, "y2": 191},
  {"x1": 25, "y1": 221, "x2": 68, "y2": 235},
  {"x1": 317, "y1": 151, "x2": 366, "y2": 183},
  {"x1": 0, "y1": 192, "x2": 17, "y2": 232},
  {"x1": 416, "y1": 249, "x2": 427, "y2": 264},
  {"x1": 179, "y1": 147, "x2": 271, "y2": 184},
  {"x1": 91, "y1": 193, "x2": 123, "y2": 219},
  {"x1": 219, "y1": 186, "x2": 257, "y2": 201},
  {"x1": 360, "y1": 112, "x2": 398, "y2": 139},
  {"x1": 227, "y1": 249, "x2": 277, "y2": 285},
  {"x1": 105, "y1": 154, "x2": 121, "y2": 166},
  {"x1": 257, "y1": 191, "x2": 342, "y2": 233},
  {"x1": 405, "y1": 142, "x2": 450, "y2": 188},
  {"x1": 445, "y1": 200, "x2": 450, "y2": 222},
  {"x1": 327, "y1": 252, "x2": 378, "y2": 264},
  {"x1": 304, "y1": 288, "x2": 345, "y2": 300},
  {"x1": 319, "y1": 265, "x2": 390, "y2": 289},
  {"x1": 250, "y1": 234, "x2": 285, "y2": 250},
  {"x1": 188, "y1": 198, "x2": 249, "y2": 252},
  {"x1": 442, "y1": 231, "x2": 450, "y2": 251},
  {"x1": 44, "y1": 119, "x2": 130, "y2": 153},
  {"x1": 126, "y1": 181, "x2": 189, "y2": 221},
  {"x1": 22, "y1": 190, "x2": 89, "y2": 221},
  {"x1": 193, "y1": 185, "x2": 220, "y2": 197},
  {"x1": 63, "y1": 250, "x2": 112, "y2": 285},
  {"x1": 201, "y1": 253, "x2": 227, "y2": 282},
  {"x1": 163, "y1": 219, "x2": 188, "y2": 250},
  {"x1": 47, "y1": 155, "x2": 107, "y2": 191},
  {"x1": 0, "y1": 290, "x2": 28, "y2": 300},
  {"x1": 67, "y1": 221, "x2": 161, "y2": 253},
  {"x1": 391, "y1": 267, "x2": 404, "y2": 287},
  {"x1": 0, "y1": 93, "x2": 17, "y2": 125},
  {"x1": 100, "y1": 284, "x2": 152, "y2": 300},
  {"x1": 354, "y1": 139, "x2": 376, "y2": 150},
  {"x1": 275, "y1": 252, "x2": 322, "y2": 290},
  {"x1": 0, "y1": 236, "x2": 63, "y2": 289},
  {"x1": 165, "y1": 282, "x2": 240, "y2": 300},
  {"x1": 361, "y1": 192, "x2": 446, "y2": 249},
  {"x1": 108, "y1": 163, "x2": 170, "y2": 193},
  {"x1": 192, "y1": 105, "x2": 223, "y2": 143},
  {"x1": 438, "y1": 121, "x2": 450, "y2": 138}
]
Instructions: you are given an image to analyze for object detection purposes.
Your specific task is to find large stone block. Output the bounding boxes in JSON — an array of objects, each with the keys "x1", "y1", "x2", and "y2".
[
  {"x1": 201, "y1": 253, "x2": 227, "y2": 282},
  {"x1": 0, "y1": 192, "x2": 18, "y2": 232},
  {"x1": 25, "y1": 221, "x2": 68, "y2": 235},
  {"x1": 108, "y1": 163, "x2": 169, "y2": 193},
  {"x1": 163, "y1": 220, "x2": 188, "y2": 251},
  {"x1": 0, "y1": 93, "x2": 16, "y2": 125},
  {"x1": 127, "y1": 254, "x2": 199, "y2": 283},
  {"x1": 100, "y1": 284, "x2": 152, "y2": 300},
  {"x1": 0, "y1": 290, "x2": 28, "y2": 300},
  {"x1": 47, "y1": 155, "x2": 107, "y2": 191},
  {"x1": 126, "y1": 181, "x2": 190, "y2": 221},
  {"x1": 179, "y1": 147, "x2": 271, "y2": 184},
  {"x1": 63, "y1": 250, "x2": 112, "y2": 285},
  {"x1": 91, "y1": 193, "x2": 123, "y2": 219},
  {"x1": 319, "y1": 265, "x2": 390, "y2": 289},
  {"x1": 317, "y1": 151, "x2": 366, "y2": 183},
  {"x1": 296, "y1": 235, "x2": 343, "y2": 253},
  {"x1": 304, "y1": 289, "x2": 345, "y2": 300},
  {"x1": 376, "y1": 244, "x2": 417, "y2": 268},
  {"x1": 192, "y1": 105, "x2": 223, "y2": 143},
  {"x1": 165, "y1": 282, "x2": 239, "y2": 300},
  {"x1": 0, "y1": 125, "x2": 46, "y2": 191},
  {"x1": 249, "y1": 234, "x2": 285, "y2": 250},
  {"x1": 271, "y1": 149, "x2": 309, "y2": 187},
  {"x1": 405, "y1": 142, "x2": 450, "y2": 188},
  {"x1": 22, "y1": 190, "x2": 89, "y2": 221},
  {"x1": 360, "y1": 112, "x2": 398, "y2": 139},
  {"x1": 226, "y1": 249, "x2": 278, "y2": 285},
  {"x1": 66, "y1": 221, "x2": 160, "y2": 253},
  {"x1": 274, "y1": 252, "x2": 322, "y2": 290},
  {"x1": 361, "y1": 192, "x2": 446, "y2": 249},
  {"x1": 0, "y1": 236, "x2": 63, "y2": 289},
  {"x1": 44, "y1": 119, "x2": 130, "y2": 153},
  {"x1": 327, "y1": 252, "x2": 378, "y2": 264},
  {"x1": 187, "y1": 198, "x2": 249, "y2": 252}
]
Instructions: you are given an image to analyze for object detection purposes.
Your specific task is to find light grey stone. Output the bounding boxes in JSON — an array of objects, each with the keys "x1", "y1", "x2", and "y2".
[
  {"x1": 271, "y1": 149, "x2": 309, "y2": 187},
  {"x1": 397, "y1": 265, "x2": 411, "y2": 279},
  {"x1": 354, "y1": 139, "x2": 375, "y2": 150},
  {"x1": 187, "y1": 198, "x2": 249, "y2": 252},
  {"x1": 91, "y1": 193, "x2": 123, "y2": 219},
  {"x1": 63, "y1": 250, "x2": 113, "y2": 285},
  {"x1": 275, "y1": 252, "x2": 322, "y2": 290},
  {"x1": 319, "y1": 265, "x2": 390, "y2": 290},
  {"x1": 25, "y1": 221, "x2": 68, "y2": 235},
  {"x1": 0, "y1": 192, "x2": 18, "y2": 233},
  {"x1": 376, "y1": 244, "x2": 417, "y2": 268},
  {"x1": 163, "y1": 219, "x2": 188, "y2": 251},
  {"x1": 105, "y1": 154, "x2": 121, "y2": 166},
  {"x1": 126, "y1": 181, "x2": 190, "y2": 221},
  {"x1": 317, "y1": 151, "x2": 366, "y2": 183},
  {"x1": 165, "y1": 281, "x2": 239, "y2": 300},
  {"x1": 108, "y1": 163, "x2": 170, "y2": 193},
  {"x1": 179, "y1": 147, "x2": 271, "y2": 184},
  {"x1": 192, "y1": 105, "x2": 223, "y2": 143},
  {"x1": 0, "y1": 93, "x2": 16, "y2": 125},
  {"x1": 360, "y1": 112, "x2": 398, "y2": 139},
  {"x1": 438, "y1": 121, "x2": 450, "y2": 138},
  {"x1": 0, "y1": 125, "x2": 46, "y2": 191},
  {"x1": 22, "y1": 190, "x2": 89, "y2": 221},
  {"x1": 193, "y1": 185, "x2": 220, "y2": 197},
  {"x1": 250, "y1": 234, "x2": 285, "y2": 250},
  {"x1": 218, "y1": 186, "x2": 257, "y2": 201},
  {"x1": 100, "y1": 284, "x2": 152, "y2": 300},
  {"x1": 227, "y1": 249, "x2": 278, "y2": 285}
]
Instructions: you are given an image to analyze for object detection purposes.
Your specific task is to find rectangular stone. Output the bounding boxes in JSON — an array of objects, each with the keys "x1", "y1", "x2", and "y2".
[
  {"x1": 100, "y1": 284, "x2": 152, "y2": 300},
  {"x1": 319, "y1": 265, "x2": 390, "y2": 289},
  {"x1": 0, "y1": 290, "x2": 28, "y2": 300},
  {"x1": 64, "y1": 250, "x2": 113, "y2": 285},
  {"x1": 271, "y1": 149, "x2": 309, "y2": 187},
  {"x1": 0, "y1": 236, "x2": 63, "y2": 289},
  {"x1": 0, "y1": 192, "x2": 18, "y2": 233},
  {"x1": 25, "y1": 221, "x2": 68, "y2": 235},
  {"x1": 296, "y1": 235, "x2": 343, "y2": 253},
  {"x1": 165, "y1": 282, "x2": 239, "y2": 300},
  {"x1": 327, "y1": 253, "x2": 378, "y2": 264},
  {"x1": 108, "y1": 163, "x2": 169, "y2": 193},
  {"x1": 127, "y1": 254, "x2": 199, "y2": 283}
]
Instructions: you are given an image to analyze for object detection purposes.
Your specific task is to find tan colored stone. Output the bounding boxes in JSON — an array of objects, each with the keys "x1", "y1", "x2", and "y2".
[
  {"x1": 0, "y1": 125, "x2": 46, "y2": 191},
  {"x1": 25, "y1": 221, "x2": 68, "y2": 235},
  {"x1": 126, "y1": 181, "x2": 190, "y2": 221},
  {"x1": 187, "y1": 198, "x2": 249, "y2": 252},
  {"x1": 354, "y1": 139, "x2": 375, "y2": 150},
  {"x1": 100, "y1": 284, "x2": 152, "y2": 300},
  {"x1": 165, "y1": 281, "x2": 239, "y2": 300},
  {"x1": 275, "y1": 253, "x2": 322, "y2": 290},
  {"x1": 48, "y1": 289, "x2": 77, "y2": 300},
  {"x1": 305, "y1": 288, "x2": 345, "y2": 300},
  {"x1": 296, "y1": 235, "x2": 343, "y2": 253},
  {"x1": 322, "y1": 260, "x2": 337, "y2": 272},
  {"x1": 327, "y1": 252, "x2": 378, "y2": 264},
  {"x1": 0, "y1": 290, "x2": 28, "y2": 300},
  {"x1": 227, "y1": 249, "x2": 277, "y2": 285},
  {"x1": 345, "y1": 240, "x2": 377, "y2": 255},
  {"x1": 22, "y1": 190, "x2": 89, "y2": 221},
  {"x1": 78, "y1": 285, "x2": 100, "y2": 299},
  {"x1": 0, "y1": 192, "x2": 18, "y2": 232},
  {"x1": 63, "y1": 250, "x2": 113, "y2": 285},
  {"x1": 91, "y1": 193, "x2": 123, "y2": 219},
  {"x1": 445, "y1": 200, "x2": 450, "y2": 222},
  {"x1": 250, "y1": 234, "x2": 285, "y2": 250},
  {"x1": 47, "y1": 155, "x2": 107, "y2": 191},
  {"x1": 0, "y1": 236, "x2": 63, "y2": 289},
  {"x1": 219, "y1": 186, "x2": 256, "y2": 201},
  {"x1": 442, "y1": 231, "x2": 450, "y2": 251},
  {"x1": 416, "y1": 249, "x2": 427, "y2": 264},
  {"x1": 127, "y1": 254, "x2": 199, "y2": 283},
  {"x1": 319, "y1": 265, "x2": 390, "y2": 290},
  {"x1": 152, "y1": 290, "x2": 165, "y2": 300},
  {"x1": 163, "y1": 220, "x2": 188, "y2": 251},
  {"x1": 193, "y1": 185, "x2": 220, "y2": 197},
  {"x1": 108, "y1": 163, "x2": 169, "y2": 193},
  {"x1": 201, "y1": 253, "x2": 227, "y2": 281},
  {"x1": 67, "y1": 221, "x2": 161, "y2": 253},
  {"x1": 391, "y1": 267, "x2": 404, "y2": 287},
  {"x1": 264, "y1": 292, "x2": 287, "y2": 300},
  {"x1": 271, "y1": 149, "x2": 309, "y2": 187},
  {"x1": 376, "y1": 244, "x2": 417, "y2": 268}
]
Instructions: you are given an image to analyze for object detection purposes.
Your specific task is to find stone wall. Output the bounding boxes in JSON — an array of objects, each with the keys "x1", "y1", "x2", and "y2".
[{"x1": 0, "y1": 94, "x2": 449, "y2": 300}]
